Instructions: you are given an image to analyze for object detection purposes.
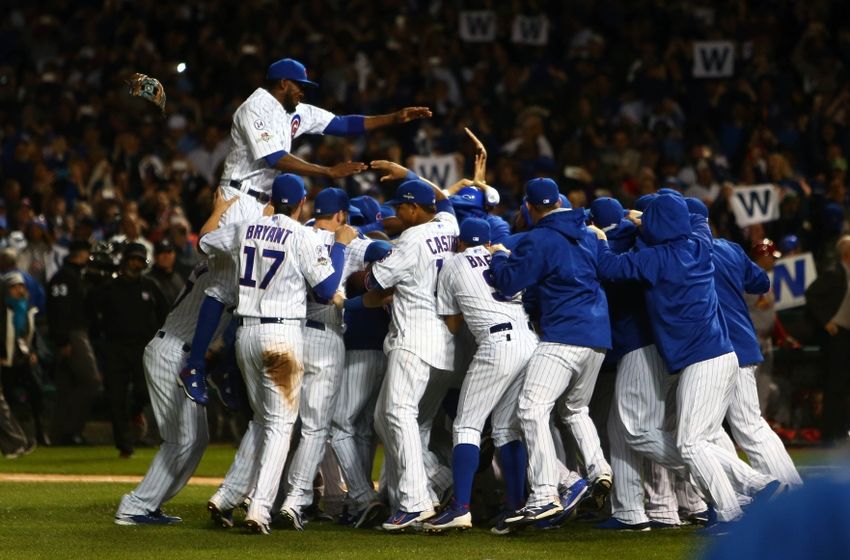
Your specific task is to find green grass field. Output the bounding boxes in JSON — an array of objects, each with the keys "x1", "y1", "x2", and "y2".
[{"x1": 0, "y1": 445, "x2": 839, "y2": 560}]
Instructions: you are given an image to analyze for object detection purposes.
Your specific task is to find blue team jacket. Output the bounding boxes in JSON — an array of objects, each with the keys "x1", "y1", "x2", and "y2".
[
  {"x1": 602, "y1": 219, "x2": 655, "y2": 364},
  {"x1": 596, "y1": 194, "x2": 733, "y2": 372},
  {"x1": 711, "y1": 238, "x2": 770, "y2": 367},
  {"x1": 491, "y1": 209, "x2": 611, "y2": 349}
]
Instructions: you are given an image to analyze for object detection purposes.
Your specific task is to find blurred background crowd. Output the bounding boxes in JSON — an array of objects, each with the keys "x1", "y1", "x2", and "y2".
[{"x1": 0, "y1": 0, "x2": 848, "y2": 454}]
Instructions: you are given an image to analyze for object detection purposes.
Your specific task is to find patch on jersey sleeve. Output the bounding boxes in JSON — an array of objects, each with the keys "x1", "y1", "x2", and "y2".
[
  {"x1": 315, "y1": 244, "x2": 329, "y2": 265},
  {"x1": 254, "y1": 119, "x2": 265, "y2": 130},
  {"x1": 258, "y1": 131, "x2": 273, "y2": 142},
  {"x1": 291, "y1": 114, "x2": 301, "y2": 137}
]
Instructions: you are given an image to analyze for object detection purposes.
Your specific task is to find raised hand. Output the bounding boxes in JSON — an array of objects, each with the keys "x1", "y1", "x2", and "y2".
[
  {"x1": 370, "y1": 160, "x2": 409, "y2": 182},
  {"x1": 394, "y1": 107, "x2": 432, "y2": 123},
  {"x1": 328, "y1": 161, "x2": 368, "y2": 178}
]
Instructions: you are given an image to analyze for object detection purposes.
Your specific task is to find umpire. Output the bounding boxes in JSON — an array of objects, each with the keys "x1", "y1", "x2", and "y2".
[
  {"x1": 91, "y1": 243, "x2": 168, "y2": 458},
  {"x1": 47, "y1": 240, "x2": 100, "y2": 446}
]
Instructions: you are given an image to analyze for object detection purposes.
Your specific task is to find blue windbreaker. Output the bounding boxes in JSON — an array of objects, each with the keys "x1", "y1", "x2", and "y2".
[
  {"x1": 596, "y1": 194, "x2": 733, "y2": 372},
  {"x1": 491, "y1": 209, "x2": 611, "y2": 349}
]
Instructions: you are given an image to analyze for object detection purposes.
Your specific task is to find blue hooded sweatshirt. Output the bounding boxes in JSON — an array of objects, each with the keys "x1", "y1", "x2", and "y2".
[
  {"x1": 711, "y1": 238, "x2": 770, "y2": 367},
  {"x1": 596, "y1": 194, "x2": 733, "y2": 372},
  {"x1": 491, "y1": 209, "x2": 611, "y2": 349},
  {"x1": 600, "y1": 219, "x2": 655, "y2": 364}
]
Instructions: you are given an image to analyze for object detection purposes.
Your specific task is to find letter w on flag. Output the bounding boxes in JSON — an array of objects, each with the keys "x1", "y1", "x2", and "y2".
[
  {"x1": 459, "y1": 11, "x2": 496, "y2": 42},
  {"x1": 729, "y1": 184, "x2": 780, "y2": 227},
  {"x1": 693, "y1": 41, "x2": 735, "y2": 78}
]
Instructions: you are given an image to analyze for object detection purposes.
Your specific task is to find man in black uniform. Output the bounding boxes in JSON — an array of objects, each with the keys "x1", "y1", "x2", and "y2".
[
  {"x1": 91, "y1": 243, "x2": 168, "y2": 458},
  {"x1": 145, "y1": 239, "x2": 183, "y2": 306},
  {"x1": 47, "y1": 240, "x2": 100, "y2": 446},
  {"x1": 806, "y1": 235, "x2": 850, "y2": 444}
]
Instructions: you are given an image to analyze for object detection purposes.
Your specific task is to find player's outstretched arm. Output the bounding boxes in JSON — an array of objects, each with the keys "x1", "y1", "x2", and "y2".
[
  {"x1": 200, "y1": 191, "x2": 240, "y2": 237},
  {"x1": 275, "y1": 153, "x2": 367, "y2": 179},
  {"x1": 370, "y1": 160, "x2": 448, "y2": 202},
  {"x1": 364, "y1": 107, "x2": 432, "y2": 130}
]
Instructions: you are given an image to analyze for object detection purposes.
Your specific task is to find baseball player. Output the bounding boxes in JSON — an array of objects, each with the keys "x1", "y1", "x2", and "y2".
[
  {"x1": 587, "y1": 196, "x2": 682, "y2": 531},
  {"x1": 355, "y1": 161, "x2": 459, "y2": 530},
  {"x1": 179, "y1": 56, "x2": 432, "y2": 402},
  {"x1": 487, "y1": 178, "x2": 613, "y2": 527},
  {"x1": 114, "y1": 259, "x2": 229, "y2": 525},
  {"x1": 201, "y1": 174, "x2": 357, "y2": 534},
  {"x1": 277, "y1": 188, "x2": 373, "y2": 529},
  {"x1": 330, "y1": 240, "x2": 393, "y2": 528},
  {"x1": 592, "y1": 193, "x2": 780, "y2": 533},
  {"x1": 421, "y1": 218, "x2": 539, "y2": 532},
  {"x1": 685, "y1": 198, "x2": 802, "y2": 487}
]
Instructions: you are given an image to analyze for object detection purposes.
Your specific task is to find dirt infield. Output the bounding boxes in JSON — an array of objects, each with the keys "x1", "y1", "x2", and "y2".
[{"x1": 0, "y1": 473, "x2": 224, "y2": 485}]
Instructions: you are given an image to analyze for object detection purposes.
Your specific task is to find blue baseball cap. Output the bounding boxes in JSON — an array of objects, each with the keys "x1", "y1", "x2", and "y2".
[
  {"x1": 272, "y1": 173, "x2": 306, "y2": 205},
  {"x1": 590, "y1": 197, "x2": 626, "y2": 230},
  {"x1": 559, "y1": 193, "x2": 572, "y2": 209},
  {"x1": 386, "y1": 179, "x2": 436, "y2": 207},
  {"x1": 364, "y1": 240, "x2": 393, "y2": 263},
  {"x1": 449, "y1": 187, "x2": 484, "y2": 209},
  {"x1": 525, "y1": 178, "x2": 559, "y2": 205},
  {"x1": 350, "y1": 196, "x2": 382, "y2": 225},
  {"x1": 379, "y1": 203, "x2": 395, "y2": 218},
  {"x1": 634, "y1": 193, "x2": 658, "y2": 212},
  {"x1": 459, "y1": 218, "x2": 490, "y2": 246},
  {"x1": 779, "y1": 234, "x2": 800, "y2": 254},
  {"x1": 313, "y1": 188, "x2": 350, "y2": 216},
  {"x1": 657, "y1": 187, "x2": 684, "y2": 198},
  {"x1": 685, "y1": 197, "x2": 708, "y2": 218},
  {"x1": 266, "y1": 58, "x2": 318, "y2": 87}
]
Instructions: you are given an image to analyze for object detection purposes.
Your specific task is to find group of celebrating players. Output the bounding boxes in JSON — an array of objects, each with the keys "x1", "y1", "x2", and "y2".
[{"x1": 112, "y1": 57, "x2": 802, "y2": 536}]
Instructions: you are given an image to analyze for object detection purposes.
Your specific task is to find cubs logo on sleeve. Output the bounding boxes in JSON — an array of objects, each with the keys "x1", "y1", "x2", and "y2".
[{"x1": 291, "y1": 115, "x2": 301, "y2": 138}]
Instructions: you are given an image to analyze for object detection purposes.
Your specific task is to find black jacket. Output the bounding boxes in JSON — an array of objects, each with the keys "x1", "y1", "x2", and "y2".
[
  {"x1": 805, "y1": 264, "x2": 848, "y2": 328},
  {"x1": 89, "y1": 274, "x2": 169, "y2": 344},
  {"x1": 47, "y1": 262, "x2": 90, "y2": 347}
]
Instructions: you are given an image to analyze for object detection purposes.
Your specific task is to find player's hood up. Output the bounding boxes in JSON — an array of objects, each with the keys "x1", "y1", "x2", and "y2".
[
  {"x1": 639, "y1": 194, "x2": 692, "y2": 246},
  {"x1": 605, "y1": 219, "x2": 638, "y2": 255},
  {"x1": 535, "y1": 207, "x2": 587, "y2": 241}
]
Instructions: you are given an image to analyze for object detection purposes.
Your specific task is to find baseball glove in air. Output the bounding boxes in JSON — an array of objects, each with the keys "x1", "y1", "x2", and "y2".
[{"x1": 126, "y1": 73, "x2": 166, "y2": 114}]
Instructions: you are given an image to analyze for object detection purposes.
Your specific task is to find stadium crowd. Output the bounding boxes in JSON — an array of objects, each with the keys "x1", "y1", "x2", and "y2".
[{"x1": 0, "y1": 0, "x2": 847, "y2": 467}]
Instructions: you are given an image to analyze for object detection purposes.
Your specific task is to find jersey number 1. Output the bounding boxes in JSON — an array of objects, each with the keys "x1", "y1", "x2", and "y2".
[{"x1": 239, "y1": 247, "x2": 286, "y2": 289}]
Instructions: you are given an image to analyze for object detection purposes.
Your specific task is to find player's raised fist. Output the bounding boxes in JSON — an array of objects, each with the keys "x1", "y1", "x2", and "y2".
[
  {"x1": 370, "y1": 160, "x2": 409, "y2": 182},
  {"x1": 334, "y1": 224, "x2": 358, "y2": 245},
  {"x1": 394, "y1": 107, "x2": 432, "y2": 123},
  {"x1": 327, "y1": 161, "x2": 367, "y2": 179}
]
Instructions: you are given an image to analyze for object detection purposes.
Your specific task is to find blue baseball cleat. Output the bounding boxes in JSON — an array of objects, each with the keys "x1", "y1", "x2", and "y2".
[
  {"x1": 114, "y1": 509, "x2": 182, "y2": 526},
  {"x1": 535, "y1": 478, "x2": 589, "y2": 529},
  {"x1": 178, "y1": 367, "x2": 209, "y2": 405},
  {"x1": 422, "y1": 504, "x2": 472, "y2": 532},
  {"x1": 353, "y1": 501, "x2": 388, "y2": 529},
  {"x1": 595, "y1": 517, "x2": 651, "y2": 531},
  {"x1": 505, "y1": 501, "x2": 563, "y2": 527},
  {"x1": 648, "y1": 519, "x2": 681, "y2": 529},
  {"x1": 381, "y1": 509, "x2": 435, "y2": 531},
  {"x1": 207, "y1": 498, "x2": 234, "y2": 529}
]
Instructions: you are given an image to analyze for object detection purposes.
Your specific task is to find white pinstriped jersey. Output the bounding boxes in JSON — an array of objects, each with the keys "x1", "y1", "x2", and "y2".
[
  {"x1": 200, "y1": 213, "x2": 334, "y2": 318},
  {"x1": 371, "y1": 211, "x2": 459, "y2": 370},
  {"x1": 304, "y1": 229, "x2": 371, "y2": 326},
  {"x1": 220, "y1": 88, "x2": 336, "y2": 194},
  {"x1": 436, "y1": 245, "x2": 529, "y2": 344},
  {"x1": 161, "y1": 260, "x2": 228, "y2": 344}
]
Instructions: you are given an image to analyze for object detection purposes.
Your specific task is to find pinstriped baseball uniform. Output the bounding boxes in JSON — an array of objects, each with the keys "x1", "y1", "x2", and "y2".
[
  {"x1": 435, "y1": 245, "x2": 538, "y2": 449},
  {"x1": 202, "y1": 213, "x2": 336, "y2": 526},
  {"x1": 330, "y1": 245, "x2": 391, "y2": 512},
  {"x1": 206, "y1": 90, "x2": 336, "y2": 305},
  {"x1": 371, "y1": 211, "x2": 458, "y2": 513},
  {"x1": 709, "y1": 238, "x2": 802, "y2": 487},
  {"x1": 282, "y1": 232, "x2": 372, "y2": 513},
  {"x1": 116, "y1": 260, "x2": 228, "y2": 518}
]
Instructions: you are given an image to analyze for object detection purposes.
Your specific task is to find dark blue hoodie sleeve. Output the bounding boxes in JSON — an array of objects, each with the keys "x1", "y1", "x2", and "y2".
[
  {"x1": 736, "y1": 244, "x2": 770, "y2": 294},
  {"x1": 596, "y1": 239, "x2": 661, "y2": 285},
  {"x1": 490, "y1": 235, "x2": 546, "y2": 296},
  {"x1": 312, "y1": 243, "x2": 346, "y2": 300},
  {"x1": 689, "y1": 215, "x2": 713, "y2": 251}
]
